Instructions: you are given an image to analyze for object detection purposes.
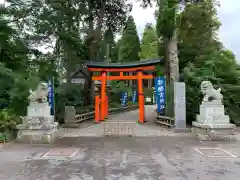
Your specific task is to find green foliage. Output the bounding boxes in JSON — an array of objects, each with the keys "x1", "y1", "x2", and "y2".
[
  {"x1": 56, "y1": 84, "x2": 85, "y2": 107},
  {"x1": 55, "y1": 84, "x2": 86, "y2": 123},
  {"x1": 176, "y1": 1, "x2": 240, "y2": 124},
  {"x1": 155, "y1": 0, "x2": 180, "y2": 79},
  {"x1": 110, "y1": 81, "x2": 130, "y2": 94},
  {"x1": 156, "y1": 0, "x2": 179, "y2": 38},
  {"x1": 118, "y1": 16, "x2": 141, "y2": 62},
  {"x1": 109, "y1": 81, "x2": 133, "y2": 107},
  {"x1": 139, "y1": 23, "x2": 159, "y2": 60},
  {"x1": 183, "y1": 49, "x2": 240, "y2": 123},
  {"x1": 178, "y1": 0, "x2": 221, "y2": 71},
  {"x1": 0, "y1": 132, "x2": 11, "y2": 143},
  {"x1": 100, "y1": 29, "x2": 118, "y2": 63},
  {"x1": 153, "y1": 0, "x2": 240, "y2": 125},
  {"x1": 0, "y1": 109, "x2": 21, "y2": 140},
  {"x1": 9, "y1": 72, "x2": 40, "y2": 115},
  {"x1": 0, "y1": 14, "x2": 39, "y2": 116},
  {"x1": 36, "y1": 55, "x2": 59, "y2": 82}
]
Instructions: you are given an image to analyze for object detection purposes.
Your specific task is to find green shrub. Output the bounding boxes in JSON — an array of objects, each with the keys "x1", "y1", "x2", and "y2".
[
  {"x1": 0, "y1": 132, "x2": 10, "y2": 143},
  {"x1": 144, "y1": 87, "x2": 153, "y2": 96},
  {"x1": 109, "y1": 81, "x2": 131, "y2": 107},
  {"x1": 55, "y1": 84, "x2": 86, "y2": 123},
  {"x1": 0, "y1": 109, "x2": 21, "y2": 140}
]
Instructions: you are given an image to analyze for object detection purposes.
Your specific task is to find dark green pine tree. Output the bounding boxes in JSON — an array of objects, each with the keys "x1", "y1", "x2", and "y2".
[
  {"x1": 118, "y1": 16, "x2": 140, "y2": 62},
  {"x1": 100, "y1": 29, "x2": 118, "y2": 63},
  {"x1": 105, "y1": 30, "x2": 118, "y2": 63}
]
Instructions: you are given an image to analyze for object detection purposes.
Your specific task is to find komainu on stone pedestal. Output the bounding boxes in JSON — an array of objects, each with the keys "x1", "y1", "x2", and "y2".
[
  {"x1": 16, "y1": 82, "x2": 58, "y2": 144},
  {"x1": 191, "y1": 81, "x2": 237, "y2": 141}
]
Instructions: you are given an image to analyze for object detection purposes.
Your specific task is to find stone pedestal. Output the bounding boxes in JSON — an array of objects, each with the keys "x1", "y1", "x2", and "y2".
[
  {"x1": 192, "y1": 102, "x2": 237, "y2": 141},
  {"x1": 16, "y1": 103, "x2": 58, "y2": 143},
  {"x1": 27, "y1": 102, "x2": 52, "y2": 117}
]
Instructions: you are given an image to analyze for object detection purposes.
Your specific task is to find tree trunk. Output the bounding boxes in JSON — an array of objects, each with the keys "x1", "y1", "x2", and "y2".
[
  {"x1": 165, "y1": 29, "x2": 180, "y2": 117},
  {"x1": 168, "y1": 30, "x2": 179, "y2": 83},
  {"x1": 149, "y1": 79, "x2": 152, "y2": 88},
  {"x1": 85, "y1": 0, "x2": 106, "y2": 106},
  {"x1": 163, "y1": 37, "x2": 170, "y2": 84},
  {"x1": 129, "y1": 72, "x2": 133, "y2": 87},
  {"x1": 89, "y1": 0, "x2": 106, "y2": 60}
]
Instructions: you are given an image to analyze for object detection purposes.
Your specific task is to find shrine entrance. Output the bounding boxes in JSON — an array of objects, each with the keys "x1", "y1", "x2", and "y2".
[{"x1": 86, "y1": 59, "x2": 161, "y2": 124}]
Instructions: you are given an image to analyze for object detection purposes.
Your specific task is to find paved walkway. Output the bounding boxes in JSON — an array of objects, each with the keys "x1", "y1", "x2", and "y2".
[{"x1": 58, "y1": 105, "x2": 189, "y2": 137}]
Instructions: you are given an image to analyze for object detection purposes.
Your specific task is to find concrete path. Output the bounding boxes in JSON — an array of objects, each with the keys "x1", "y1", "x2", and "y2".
[
  {"x1": 109, "y1": 104, "x2": 157, "y2": 122},
  {"x1": 1, "y1": 137, "x2": 240, "y2": 180},
  {"x1": 58, "y1": 105, "x2": 187, "y2": 137}
]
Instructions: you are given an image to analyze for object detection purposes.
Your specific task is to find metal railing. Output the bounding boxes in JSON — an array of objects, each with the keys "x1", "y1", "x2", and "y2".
[
  {"x1": 156, "y1": 115, "x2": 175, "y2": 128},
  {"x1": 75, "y1": 111, "x2": 95, "y2": 123}
]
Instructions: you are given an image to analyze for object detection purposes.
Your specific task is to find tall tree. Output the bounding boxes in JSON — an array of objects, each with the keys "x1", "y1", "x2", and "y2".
[
  {"x1": 100, "y1": 29, "x2": 118, "y2": 63},
  {"x1": 179, "y1": 1, "x2": 240, "y2": 123},
  {"x1": 156, "y1": 0, "x2": 180, "y2": 82},
  {"x1": 6, "y1": 0, "x2": 132, "y2": 79},
  {"x1": 118, "y1": 16, "x2": 140, "y2": 62},
  {"x1": 154, "y1": 0, "x2": 180, "y2": 117},
  {"x1": 139, "y1": 23, "x2": 158, "y2": 60},
  {"x1": 178, "y1": 0, "x2": 221, "y2": 71},
  {"x1": 0, "y1": 15, "x2": 39, "y2": 115},
  {"x1": 83, "y1": 0, "x2": 131, "y2": 102},
  {"x1": 84, "y1": 0, "x2": 132, "y2": 60}
]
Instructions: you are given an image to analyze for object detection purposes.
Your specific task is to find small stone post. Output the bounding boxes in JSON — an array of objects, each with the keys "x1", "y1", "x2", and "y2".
[{"x1": 62, "y1": 106, "x2": 78, "y2": 128}]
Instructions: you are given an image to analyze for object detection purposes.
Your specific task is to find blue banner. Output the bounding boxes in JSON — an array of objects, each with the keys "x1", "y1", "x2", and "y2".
[
  {"x1": 48, "y1": 79, "x2": 54, "y2": 115},
  {"x1": 121, "y1": 92, "x2": 128, "y2": 106},
  {"x1": 154, "y1": 76, "x2": 166, "y2": 115},
  {"x1": 132, "y1": 89, "x2": 137, "y2": 103}
]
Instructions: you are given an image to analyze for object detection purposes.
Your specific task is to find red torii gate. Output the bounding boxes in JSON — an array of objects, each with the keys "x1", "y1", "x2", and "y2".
[{"x1": 86, "y1": 59, "x2": 161, "y2": 124}]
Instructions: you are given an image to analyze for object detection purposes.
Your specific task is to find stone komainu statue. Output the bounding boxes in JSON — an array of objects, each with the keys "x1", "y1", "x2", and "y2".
[
  {"x1": 200, "y1": 81, "x2": 223, "y2": 103},
  {"x1": 28, "y1": 82, "x2": 49, "y2": 103}
]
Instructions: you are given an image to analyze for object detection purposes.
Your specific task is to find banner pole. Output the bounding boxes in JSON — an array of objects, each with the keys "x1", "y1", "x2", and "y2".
[{"x1": 52, "y1": 76, "x2": 56, "y2": 122}]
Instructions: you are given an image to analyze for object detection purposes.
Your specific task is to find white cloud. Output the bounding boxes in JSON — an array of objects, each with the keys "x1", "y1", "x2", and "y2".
[{"x1": 130, "y1": 0, "x2": 156, "y2": 38}]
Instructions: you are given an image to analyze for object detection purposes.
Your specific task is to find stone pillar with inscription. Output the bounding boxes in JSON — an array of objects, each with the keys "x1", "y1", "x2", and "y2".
[
  {"x1": 174, "y1": 82, "x2": 187, "y2": 131},
  {"x1": 16, "y1": 82, "x2": 58, "y2": 143},
  {"x1": 192, "y1": 81, "x2": 236, "y2": 140}
]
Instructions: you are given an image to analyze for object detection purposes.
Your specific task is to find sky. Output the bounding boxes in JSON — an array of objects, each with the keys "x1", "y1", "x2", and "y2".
[{"x1": 1, "y1": 0, "x2": 239, "y2": 60}]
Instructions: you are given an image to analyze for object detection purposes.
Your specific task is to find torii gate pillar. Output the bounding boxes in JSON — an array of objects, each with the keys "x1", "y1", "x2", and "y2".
[{"x1": 137, "y1": 70, "x2": 144, "y2": 124}]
